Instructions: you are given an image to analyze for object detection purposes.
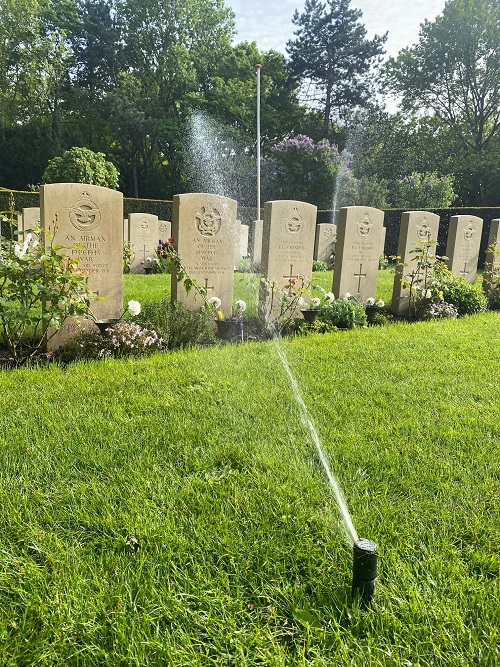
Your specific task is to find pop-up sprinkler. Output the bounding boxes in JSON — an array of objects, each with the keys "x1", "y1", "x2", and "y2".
[{"x1": 352, "y1": 538, "x2": 378, "y2": 607}]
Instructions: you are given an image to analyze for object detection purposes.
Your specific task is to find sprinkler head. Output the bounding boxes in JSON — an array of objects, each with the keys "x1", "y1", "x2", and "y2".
[{"x1": 352, "y1": 538, "x2": 378, "y2": 607}]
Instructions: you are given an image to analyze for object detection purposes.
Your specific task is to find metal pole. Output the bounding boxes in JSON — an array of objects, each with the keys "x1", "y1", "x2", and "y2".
[{"x1": 255, "y1": 64, "x2": 262, "y2": 221}]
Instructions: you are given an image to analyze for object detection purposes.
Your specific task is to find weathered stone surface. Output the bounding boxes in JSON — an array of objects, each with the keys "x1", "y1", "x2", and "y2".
[
  {"x1": 40, "y1": 183, "x2": 123, "y2": 349},
  {"x1": 128, "y1": 213, "x2": 159, "y2": 273},
  {"x1": 391, "y1": 211, "x2": 440, "y2": 316},
  {"x1": 240, "y1": 223, "x2": 249, "y2": 259},
  {"x1": 314, "y1": 223, "x2": 336, "y2": 266},
  {"x1": 172, "y1": 193, "x2": 238, "y2": 313},
  {"x1": 259, "y1": 200, "x2": 317, "y2": 318},
  {"x1": 483, "y1": 218, "x2": 500, "y2": 299},
  {"x1": 158, "y1": 220, "x2": 171, "y2": 242},
  {"x1": 445, "y1": 214, "x2": 483, "y2": 284},
  {"x1": 22, "y1": 207, "x2": 40, "y2": 239},
  {"x1": 332, "y1": 206, "x2": 384, "y2": 301},
  {"x1": 251, "y1": 219, "x2": 263, "y2": 265}
]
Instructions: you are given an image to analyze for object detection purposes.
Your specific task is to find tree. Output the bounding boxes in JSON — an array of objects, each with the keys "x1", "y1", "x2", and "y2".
[
  {"x1": 261, "y1": 135, "x2": 344, "y2": 208},
  {"x1": 286, "y1": 0, "x2": 386, "y2": 136},
  {"x1": 386, "y1": 0, "x2": 500, "y2": 204},
  {"x1": 43, "y1": 146, "x2": 119, "y2": 188}
]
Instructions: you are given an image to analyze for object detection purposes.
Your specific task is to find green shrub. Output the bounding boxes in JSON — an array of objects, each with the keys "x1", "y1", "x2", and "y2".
[
  {"x1": 0, "y1": 194, "x2": 98, "y2": 364},
  {"x1": 391, "y1": 171, "x2": 456, "y2": 208},
  {"x1": 433, "y1": 265, "x2": 488, "y2": 316},
  {"x1": 43, "y1": 147, "x2": 119, "y2": 189},
  {"x1": 136, "y1": 298, "x2": 217, "y2": 349},
  {"x1": 55, "y1": 321, "x2": 163, "y2": 363},
  {"x1": 313, "y1": 260, "x2": 329, "y2": 272},
  {"x1": 318, "y1": 297, "x2": 367, "y2": 328}
]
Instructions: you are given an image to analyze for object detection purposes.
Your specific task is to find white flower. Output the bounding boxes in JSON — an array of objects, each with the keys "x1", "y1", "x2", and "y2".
[
  {"x1": 424, "y1": 289, "x2": 432, "y2": 299},
  {"x1": 14, "y1": 243, "x2": 27, "y2": 259},
  {"x1": 325, "y1": 292, "x2": 335, "y2": 304},
  {"x1": 235, "y1": 300, "x2": 246, "y2": 312},
  {"x1": 127, "y1": 300, "x2": 141, "y2": 316},
  {"x1": 310, "y1": 297, "x2": 321, "y2": 309},
  {"x1": 365, "y1": 297, "x2": 375, "y2": 306},
  {"x1": 208, "y1": 296, "x2": 222, "y2": 310},
  {"x1": 375, "y1": 299, "x2": 385, "y2": 308},
  {"x1": 297, "y1": 297, "x2": 307, "y2": 308},
  {"x1": 342, "y1": 292, "x2": 351, "y2": 301}
]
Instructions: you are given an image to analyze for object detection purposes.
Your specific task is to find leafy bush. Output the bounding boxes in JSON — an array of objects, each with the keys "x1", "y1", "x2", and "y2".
[
  {"x1": 313, "y1": 260, "x2": 329, "y2": 272},
  {"x1": 418, "y1": 300, "x2": 459, "y2": 320},
  {"x1": 261, "y1": 135, "x2": 343, "y2": 209},
  {"x1": 43, "y1": 147, "x2": 119, "y2": 189},
  {"x1": 433, "y1": 265, "x2": 488, "y2": 316},
  {"x1": 0, "y1": 195, "x2": 98, "y2": 364},
  {"x1": 135, "y1": 299, "x2": 217, "y2": 349},
  {"x1": 391, "y1": 171, "x2": 456, "y2": 209},
  {"x1": 318, "y1": 297, "x2": 367, "y2": 329},
  {"x1": 56, "y1": 321, "x2": 163, "y2": 363}
]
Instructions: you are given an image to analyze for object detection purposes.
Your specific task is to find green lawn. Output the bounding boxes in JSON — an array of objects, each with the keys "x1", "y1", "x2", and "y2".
[
  {"x1": 123, "y1": 267, "x2": 395, "y2": 317},
  {"x1": 0, "y1": 277, "x2": 499, "y2": 665}
]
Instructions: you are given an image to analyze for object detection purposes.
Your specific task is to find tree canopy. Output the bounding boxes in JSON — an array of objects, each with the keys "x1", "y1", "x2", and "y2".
[
  {"x1": 386, "y1": 0, "x2": 500, "y2": 204},
  {"x1": 287, "y1": 0, "x2": 386, "y2": 135}
]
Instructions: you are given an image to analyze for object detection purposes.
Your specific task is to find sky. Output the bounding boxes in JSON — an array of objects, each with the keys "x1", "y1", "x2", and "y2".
[{"x1": 225, "y1": 0, "x2": 446, "y2": 60}]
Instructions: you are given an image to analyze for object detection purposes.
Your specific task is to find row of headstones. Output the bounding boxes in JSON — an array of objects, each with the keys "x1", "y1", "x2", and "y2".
[
  {"x1": 19, "y1": 184, "x2": 500, "y2": 351},
  {"x1": 310, "y1": 210, "x2": 496, "y2": 316},
  {"x1": 18, "y1": 209, "x2": 250, "y2": 275}
]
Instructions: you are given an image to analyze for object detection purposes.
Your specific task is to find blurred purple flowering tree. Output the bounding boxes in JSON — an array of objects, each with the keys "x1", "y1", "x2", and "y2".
[{"x1": 261, "y1": 135, "x2": 344, "y2": 208}]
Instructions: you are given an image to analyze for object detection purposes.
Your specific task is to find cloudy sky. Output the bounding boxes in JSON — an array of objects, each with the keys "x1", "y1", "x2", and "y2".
[{"x1": 225, "y1": 0, "x2": 446, "y2": 60}]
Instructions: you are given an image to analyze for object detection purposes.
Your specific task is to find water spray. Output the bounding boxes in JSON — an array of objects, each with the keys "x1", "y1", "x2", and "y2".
[{"x1": 352, "y1": 538, "x2": 378, "y2": 607}]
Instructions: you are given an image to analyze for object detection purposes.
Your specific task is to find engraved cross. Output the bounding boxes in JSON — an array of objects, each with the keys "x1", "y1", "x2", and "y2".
[
  {"x1": 354, "y1": 263, "x2": 367, "y2": 292},
  {"x1": 283, "y1": 264, "x2": 300, "y2": 294},
  {"x1": 203, "y1": 278, "x2": 214, "y2": 293},
  {"x1": 459, "y1": 263, "x2": 469, "y2": 278}
]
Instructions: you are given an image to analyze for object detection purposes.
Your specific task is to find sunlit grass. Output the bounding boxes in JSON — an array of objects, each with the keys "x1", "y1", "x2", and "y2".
[{"x1": 0, "y1": 312, "x2": 499, "y2": 664}]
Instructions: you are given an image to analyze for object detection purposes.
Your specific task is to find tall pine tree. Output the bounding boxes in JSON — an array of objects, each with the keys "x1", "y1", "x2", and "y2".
[{"x1": 287, "y1": 0, "x2": 386, "y2": 136}]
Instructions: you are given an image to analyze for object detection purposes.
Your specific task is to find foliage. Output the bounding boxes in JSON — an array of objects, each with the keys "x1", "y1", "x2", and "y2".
[
  {"x1": 135, "y1": 298, "x2": 216, "y2": 350},
  {"x1": 397, "y1": 239, "x2": 489, "y2": 319},
  {"x1": 56, "y1": 321, "x2": 163, "y2": 363},
  {"x1": 392, "y1": 172, "x2": 456, "y2": 209},
  {"x1": 123, "y1": 242, "x2": 134, "y2": 274},
  {"x1": 482, "y1": 243, "x2": 500, "y2": 309},
  {"x1": 287, "y1": 0, "x2": 387, "y2": 133},
  {"x1": 156, "y1": 237, "x2": 210, "y2": 305},
  {"x1": 259, "y1": 274, "x2": 312, "y2": 335},
  {"x1": 312, "y1": 260, "x2": 329, "y2": 272},
  {"x1": 433, "y1": 264, "x2": 489, "y2": 316},
  {"x1": 43, "y1": 146, "x2": 119, "y2": 189},
  {"x1": 0, "y1": 194, "x2": 98, "y2": 364},
  {"x1": 385, "y1": 0, "x2": 500, "y2": 204},
  {"x1": 418, "y1": 300, "x2": 459, "y2": 321},
  {"x1": 318, "y1": 295, "x2": 367, "y2": 328},
  {"x1": 261, "y1": 135, "x2": 345, "y2": 208}
]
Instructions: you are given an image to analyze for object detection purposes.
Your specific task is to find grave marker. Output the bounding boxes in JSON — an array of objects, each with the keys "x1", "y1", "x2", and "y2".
[
  {"x1": 314, "y1": 223, "x2": 336, "y2": 267},
  {"x1": 445, "y1": 215, "x2": 483, "y2": 284},
  {"x1": 259, "y1": 200, "x2": 316, "y2": 318},
  {"x1": 391, "y1": 211, "x2": 440, "y2": 316},
  {"x1": 332, "y1": 206, "x2": 384, "y2": 301},
  {"x1": 171, "y1": 193, "x2": 238, "y2": 313},
  {"x1": 483, "y1": 218, "x2": 500, "y2": 301},
  {"x1": 128, "y1": 213, "x2": 158, "y2": 273},
  {"x1": 251, "y1": 219, "x2": 263, "y2": 265},
  {"x1": 40, "y1": 183, "x2": 123, "y2": 349}
]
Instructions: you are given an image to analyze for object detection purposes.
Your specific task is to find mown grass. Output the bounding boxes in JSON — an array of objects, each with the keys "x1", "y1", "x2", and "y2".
[
  {"x1": 123, "y1": 267, "x2": 395, "y2": 317},
  {"x1": 0, "y1": 302, "x2": 499, "y2": 665}
]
